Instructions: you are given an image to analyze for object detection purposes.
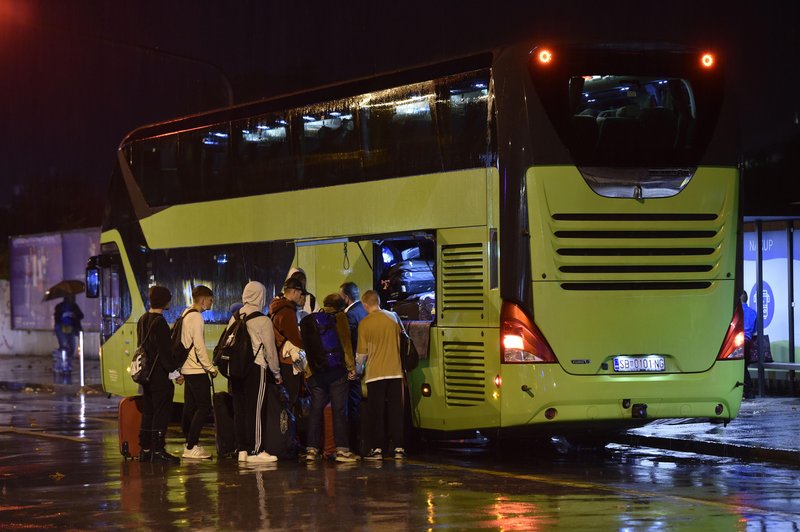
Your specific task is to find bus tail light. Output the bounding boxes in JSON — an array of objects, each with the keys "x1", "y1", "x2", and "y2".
[
  {"x1": 700, "y1": 52, "x2": 715, "y2": 68},
  {"x1": 716, "y1": 304, "x2": 744, "y2": 360},
  {"x1": 501, "y1": 301, "x2": 557, "y2": 363}
]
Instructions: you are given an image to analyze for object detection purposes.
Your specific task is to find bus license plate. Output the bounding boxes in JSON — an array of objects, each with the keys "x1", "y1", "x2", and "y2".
[{"x1": 613, "y1": 356, "x2": 665, "y2": 373}]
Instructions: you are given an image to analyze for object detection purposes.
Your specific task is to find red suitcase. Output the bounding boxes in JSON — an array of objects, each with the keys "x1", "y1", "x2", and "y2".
[
  {"x1": 322, "y1": 402, "x2": 336, "y2": 458},
  {"x1": 119, "y1": 396, "x2": 143, "y2": 459}
]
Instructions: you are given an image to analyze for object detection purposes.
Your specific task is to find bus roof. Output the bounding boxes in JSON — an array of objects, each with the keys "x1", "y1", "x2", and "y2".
[{"x1": 120, "y1": 52, "x2": 493, "y2": 148}]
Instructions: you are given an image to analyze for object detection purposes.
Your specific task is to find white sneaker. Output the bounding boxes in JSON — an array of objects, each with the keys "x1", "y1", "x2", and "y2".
[
  {"x1": 238, "y1": 450, "x2": 248, "y2": 463},
  {"x1": 247, "y1": 451, "x2": 278, "y2": 464},
  {"x1": 335, "y1": 450, "x2": 358, "y2": 463},
  {"x1": 182, "y1": 445, "x2": 212, "y2": 460},
  {"x1": 305, "y1": 448, "x2": 320, "y2": 462}
]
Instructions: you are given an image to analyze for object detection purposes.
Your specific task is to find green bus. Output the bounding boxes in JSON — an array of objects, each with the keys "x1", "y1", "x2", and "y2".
[{"x1": 88, "y1": 42, "x2": 743, "y2": 439}]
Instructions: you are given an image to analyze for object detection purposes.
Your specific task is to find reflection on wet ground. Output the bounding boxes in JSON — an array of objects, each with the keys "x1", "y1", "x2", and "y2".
[{"x1": 1, "y1": 390, "x2": 800, "y2": 530}]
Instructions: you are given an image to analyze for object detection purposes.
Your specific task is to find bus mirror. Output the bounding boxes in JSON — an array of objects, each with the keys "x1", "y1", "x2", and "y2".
[{"x1": 85, "y1": 267, "x2": 100, "y2": 298}]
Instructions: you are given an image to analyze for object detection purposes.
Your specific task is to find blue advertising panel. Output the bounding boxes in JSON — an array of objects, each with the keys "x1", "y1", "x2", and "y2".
[{"x1": 743, "y1": 229, "x2": 789, "y2": 361}]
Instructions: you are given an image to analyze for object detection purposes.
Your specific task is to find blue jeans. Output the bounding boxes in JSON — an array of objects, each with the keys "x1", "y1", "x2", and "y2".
[{"x1": 306, "y1": 373, "x2": 350, "y2": 451}]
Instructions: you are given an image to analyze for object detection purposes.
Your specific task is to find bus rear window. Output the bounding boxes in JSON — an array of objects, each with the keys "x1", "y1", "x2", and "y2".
[
  {"x1": 530, "y1": 48, "x2": 723, "y2": 171},
  {"x1": 571, "y1": 75, "x2": 697, "y2": 166}
]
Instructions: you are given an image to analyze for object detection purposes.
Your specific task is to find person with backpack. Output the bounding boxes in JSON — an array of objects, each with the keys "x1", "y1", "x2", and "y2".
[
  {"x1": 269, "y1": 277, "x2": 307, "y2": 414},
  {"x1": 226, "y1": 281, "x2": 282, "y2": 464},
  {"x1": 300, "y1": 294, "x2": 358, "y2": 463},
  {"x1": 178, "y1": 285, "x2": 217, "y2": 460},
  {"x1": 137, "y1": 285, "x2": 181, "y2": 463},
  {"x1": 355, "y1": 290, "x2": 406, "y2": 460}
]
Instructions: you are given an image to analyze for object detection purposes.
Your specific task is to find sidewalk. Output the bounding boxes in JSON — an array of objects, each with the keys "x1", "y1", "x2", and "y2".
[
  {"x1": 2, "y1": 353, "x2": 798, "y2": 465},
  {"x1": 0, "y1": 353, "x2": 102, "y2": 394},
  {"x1": 615, "y1": 396, "x2": 800, "y2": 466}
]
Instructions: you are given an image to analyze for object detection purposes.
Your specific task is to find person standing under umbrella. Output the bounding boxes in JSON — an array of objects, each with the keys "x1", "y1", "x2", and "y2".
[{"x1": 53, "y1": 294, "x2": 84, "y2": 373}]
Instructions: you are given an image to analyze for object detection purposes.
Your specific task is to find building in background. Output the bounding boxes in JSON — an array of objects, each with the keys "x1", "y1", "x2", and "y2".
[{"x1": 5, "y1": 228, "x2": 100, "y2": 357}]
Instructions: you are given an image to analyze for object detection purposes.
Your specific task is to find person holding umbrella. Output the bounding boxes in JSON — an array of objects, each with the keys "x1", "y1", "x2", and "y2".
[{"x1": 47, "y1": 281, "x2": 85, "y2": 373}]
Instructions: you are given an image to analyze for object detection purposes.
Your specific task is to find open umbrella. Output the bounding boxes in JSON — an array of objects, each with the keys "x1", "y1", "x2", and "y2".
[{"x1": 43, "y1": 280, "x2": 85, "y2": 302}]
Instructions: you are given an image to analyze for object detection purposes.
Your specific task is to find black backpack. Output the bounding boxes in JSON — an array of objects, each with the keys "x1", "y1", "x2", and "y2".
[
  {"x1": 213, "y1": 311, "x2": 264, "y2": 379},
  {"x1": 299, "y1": 311, "x2": 344, "y2": 374},
  {"x1": 171, "y1": 308, "x2": 199, "y2": 368}
]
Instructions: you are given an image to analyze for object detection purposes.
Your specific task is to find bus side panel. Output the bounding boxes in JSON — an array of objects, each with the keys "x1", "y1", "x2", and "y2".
[
  {"x1": 412, "y1": 326, "x2": 501, "y2": 432},
  {"x1": 100, "y1": 323, "x2": 136, "y2": 397}
]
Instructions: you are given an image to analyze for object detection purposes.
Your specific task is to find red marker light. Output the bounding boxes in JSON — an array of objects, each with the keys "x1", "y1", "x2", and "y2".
[
  {"x1": 537, "y1": 49, "x2": 553, "y2": 65},
  {"x1": 701, "y1": 52, "x2": 715, "y2": 68}
]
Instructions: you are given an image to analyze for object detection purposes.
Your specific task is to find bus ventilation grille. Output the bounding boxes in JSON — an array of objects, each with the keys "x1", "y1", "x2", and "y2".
[
  {"x1": 441, "y1": 243, "x2": 484, "y2": 313},
  {"x1": 443, "y1": 341, "x2": 486, "y2": 406},
  {"x1": 550, "y1": 212, "x2": 722, "y2": 281}
]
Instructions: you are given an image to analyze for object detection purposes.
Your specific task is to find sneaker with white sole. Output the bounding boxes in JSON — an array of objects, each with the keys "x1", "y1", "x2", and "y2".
[
  {"x1": 247, "y1": 451, "x2": 278, "y2": 464},
  {"x1": 238, "y1": 450, "x2": 249, "y2": 463},
  {"x1": 305, "y1": 448, "x2": 320, "y2": 462},
  {"x1": 183, "y1": 445, "x2": 212, "y2": 460},
  {"x1": 393, "y1": 447, "x2": 407, "y2": 460},
  {"x1": 364, "y1": 448, "x2": 383, "y2": 460},
  {"x1": 335, "y1": 450, "x2": 358, "y2": 463}
]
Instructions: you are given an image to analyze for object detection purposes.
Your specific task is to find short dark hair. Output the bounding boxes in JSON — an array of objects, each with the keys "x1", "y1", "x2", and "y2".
[
  {"x1": 192, "y1": 285, "x2": 213, "y2": 299},
  {"x1": 323, "y1": 293, "x2": 346, "y2": 310},
  {"x1": 339, "y1": 281, "x2": 359, "y2": 301}
]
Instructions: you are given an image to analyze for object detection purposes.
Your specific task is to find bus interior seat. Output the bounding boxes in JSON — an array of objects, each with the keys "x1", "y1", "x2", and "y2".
[
  {"x1": 639, "y1": 107, "x2": 677, "y2": 159},
  {"x1": 596, "y1": 117, "x2": 641, "y2": 164},
  {"x1": 570, "y1": 115, "x2": 599, "y2": 161}
]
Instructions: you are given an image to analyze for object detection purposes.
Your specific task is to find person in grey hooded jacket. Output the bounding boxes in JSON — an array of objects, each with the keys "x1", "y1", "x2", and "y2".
[{"x1": 229, "y1": 281, "x2": 282, "y2": 464}]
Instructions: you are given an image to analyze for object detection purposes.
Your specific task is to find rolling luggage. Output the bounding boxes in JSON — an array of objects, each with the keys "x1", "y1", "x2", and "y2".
[
  {"x1": 119, "y1": 395, "x2": 144, "y2": 459},
  {"x1": 265, "y1": 383, "x2": 297, "y2": 460},
  {"x1": 213, "y1": 391, "x2": 237, "y2": 458},
  {"x1": 322, "y1": 403, "x2": 336, "y2": 458}
]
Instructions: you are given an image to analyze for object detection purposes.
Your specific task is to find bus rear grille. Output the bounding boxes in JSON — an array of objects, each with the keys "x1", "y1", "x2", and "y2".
[
  {"x1": 441, "y1": 243, "x2": 484, "y2": 312},
  {"x1": 550, "y1": 212, "x2": 721, "y2": 281},
  {"x1": 560, "y1": 281, "x2": 712, "y2": 291},
  {"x1": 552, "y1": 213, "x2": 718, "y2": 222},
  {"x1": 443, "y1": 341, "x2": 485, "y2": 406}
]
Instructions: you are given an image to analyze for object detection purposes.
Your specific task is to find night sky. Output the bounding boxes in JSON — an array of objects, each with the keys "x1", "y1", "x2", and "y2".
[{"x1": 1, "y1": 0, "x2": 798, "y2": 252}]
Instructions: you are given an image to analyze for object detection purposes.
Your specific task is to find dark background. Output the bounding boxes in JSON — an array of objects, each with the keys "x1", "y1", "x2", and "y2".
[{"x1": 1, "y1": 0, "x2": 797, "y2": 273}]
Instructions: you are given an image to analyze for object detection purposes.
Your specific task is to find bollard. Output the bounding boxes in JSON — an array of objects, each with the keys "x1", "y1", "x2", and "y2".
[{"x1": 79, "y1": 331, "x2": 85, "y2": 388}]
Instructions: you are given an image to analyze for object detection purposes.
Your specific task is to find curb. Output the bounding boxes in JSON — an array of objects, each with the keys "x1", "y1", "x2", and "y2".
[{"x1": 615, "y1": 433, "x2": 800, "y2": 467}]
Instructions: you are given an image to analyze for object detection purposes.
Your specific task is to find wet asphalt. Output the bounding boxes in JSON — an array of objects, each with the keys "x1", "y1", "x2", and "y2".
[{"x1": 2, "y1": 355, "x2": 800, "y2": 529}]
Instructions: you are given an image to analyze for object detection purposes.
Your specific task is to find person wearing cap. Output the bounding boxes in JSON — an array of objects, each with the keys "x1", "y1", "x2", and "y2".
[
  {"x1": 137, "y1": 285, "x2": 181, "y2": 463},
  {"x1": 269, "y1": 277, "x2": 307, "y2": 413}
]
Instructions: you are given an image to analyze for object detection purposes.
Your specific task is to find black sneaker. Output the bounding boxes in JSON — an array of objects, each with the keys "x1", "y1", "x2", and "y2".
[
  {"x1": 364, "y1": 448, "x2": 383, "y2": 460},
  {"x1": 393, "y1": 447, "x2": 407, "y2": 460}
]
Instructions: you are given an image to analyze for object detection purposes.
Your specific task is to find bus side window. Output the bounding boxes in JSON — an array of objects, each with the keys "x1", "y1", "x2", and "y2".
[
  {"x1": 232, "y1": 114, "x2": 293, "y2": 196},
  {"x1": 437, "y1": 69, "x2": 493, "y2": 169},
  {"x1": 297, "y1": 101, "x2": 362, "y2": 189}
]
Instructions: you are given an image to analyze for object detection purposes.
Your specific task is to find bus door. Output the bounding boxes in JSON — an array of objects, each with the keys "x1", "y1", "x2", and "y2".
[{"x1": 87, "y1": 252, "x2": 135, "y2": 395}]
